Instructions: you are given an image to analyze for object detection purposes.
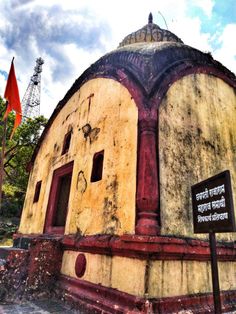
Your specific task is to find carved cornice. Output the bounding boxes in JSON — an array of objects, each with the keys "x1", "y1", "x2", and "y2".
[{"x1": 13, "y1": 233, "x2": 236, "y2": 262}]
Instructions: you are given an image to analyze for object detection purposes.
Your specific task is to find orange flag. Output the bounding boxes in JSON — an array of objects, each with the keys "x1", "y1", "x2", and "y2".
[{"x1": 3, "y1": 58, "x2": 22, "y2": 138}]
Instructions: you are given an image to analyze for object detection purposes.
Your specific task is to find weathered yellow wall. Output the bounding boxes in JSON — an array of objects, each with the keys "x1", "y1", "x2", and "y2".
[
  {"x1": 61, "y1": 251, "x2": 112, "y2": 286},
  {"x1": 61, "y1": 251, "x2": 236, "y2": 298},
  {"x1": 148, "y1": 260, "x2": 236, "y2": 298},
  {"x1": 159, "y1": 74, "x2": 236, "y2": 241},
  {"x1": 61, "y1": 251, "x2": 146, "y2": 297},
  {"x1": 19, "y1": 78, "x2": 138, "y2": 235},
  {"x1": 111, "y1": 256, "x2": 146, "y2": 296}
]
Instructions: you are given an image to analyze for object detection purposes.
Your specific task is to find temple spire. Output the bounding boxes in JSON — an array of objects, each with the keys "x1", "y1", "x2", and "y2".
[
  {"x1": 148, "y1": 12, "x2": 153, "y2": 24},
  {"x1": 118, "y1": 12, "x2": 183, "y2": 47}
]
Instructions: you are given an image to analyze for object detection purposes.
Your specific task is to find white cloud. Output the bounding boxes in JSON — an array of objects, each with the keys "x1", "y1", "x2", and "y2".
[
  {"x1": 0, "y1": 73, "x2": 6, "y2": 98},
  {"x1": 191, "y1": 0, "x2": 214, "y2": 18},
  {"x1": 171, "y1": 16, "x2": 212, "y2": 52},
  {"x1": 0, "y1": 0, "x2": 235, "y2": 120},
  {"x1": 40, "y1": 43, "x2": 104, "y2": 117},
  {"x1": 213, "y1": 24, "x2": 236, "y2": 75}
]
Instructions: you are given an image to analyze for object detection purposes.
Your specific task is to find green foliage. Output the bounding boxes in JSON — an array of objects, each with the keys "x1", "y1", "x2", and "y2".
[
  {"x1": 0, "y1": 221, "x2": 18, "y2": 241},
  {"x1": 0, "y1": 97, "x2": 47, "y2": 217}
]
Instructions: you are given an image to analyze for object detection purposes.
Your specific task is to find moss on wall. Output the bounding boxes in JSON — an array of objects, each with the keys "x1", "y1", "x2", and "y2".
[
  {"x1": 159, "y1": 74, "x2": 236, "y2": 241},
  {"x1": 60, "y1": 250, "x2": 236, "y2": 298},
  {"x1": 19, "y1": 78, "x2": 138, "y2": 235},
  {"x1": 61, "y1": 251, "x2": 146, "y2": 297},
  {"x1": 61, "y1": 251, "x2": 112, "y2": 287},
  {"x1": 148, "y1": 259, "x2": 236, "y2": 298}
]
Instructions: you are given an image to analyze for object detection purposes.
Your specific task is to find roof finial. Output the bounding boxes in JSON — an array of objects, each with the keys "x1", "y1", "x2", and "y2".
[{"x1": 148, "y1": 12, "x2": 153, "y2": 24}]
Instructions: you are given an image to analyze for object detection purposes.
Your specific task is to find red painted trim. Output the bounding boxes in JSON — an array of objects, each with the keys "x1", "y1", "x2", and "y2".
[
  {"x1": 29, "y1": 46, "x2": 236, "y2": 241},
  {"x1": 153, "y1": 290, "x2": 236, "y2": 314},
  {"x1": 57, "y1": 274, "x2": 236, "y2": 314},
  {"x1": 151, "y1": 65, "x2": 236, "y2": 108},
  {"x1": 64, "y1": 234, "x2": 236, "y2": 261},
  {"x1": 13, "y1": 233, "x2": 236, "y2": 262},
  {"x1": 75, "y1": 253, "x2": 87, "y2": 278},
  {"x1": 136, "y1": 119, "x2": 160, "y2": 236},
  {"x1": 44, "y1": 161, "x2": 74, "y2": 234},
  {"x1": 57, "y1": 275, "x2": 145, "y2": 313},
  {"x1": 30, "y1": 46, "x2": 236, "y2": 169}
]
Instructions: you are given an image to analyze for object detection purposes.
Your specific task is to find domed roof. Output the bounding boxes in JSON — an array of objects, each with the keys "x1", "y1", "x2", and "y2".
[
  {"x1": 118, "y1": 13, "x2": 183, "y2": 47},
  {"x1": 30, "y1": 14, "x2": 236, "y2": 165}
]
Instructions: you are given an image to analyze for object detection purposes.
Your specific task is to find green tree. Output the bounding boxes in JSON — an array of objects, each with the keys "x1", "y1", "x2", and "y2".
[{"x1": 0, "y1": 97, "x2": 47, "y2": 217}]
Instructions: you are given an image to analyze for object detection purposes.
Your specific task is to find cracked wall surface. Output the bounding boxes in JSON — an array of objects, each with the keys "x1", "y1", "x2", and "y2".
[
  {"x1": 60, "y1": 250, "x2": 236, "y2": 298},
  {"x1": 19, "y1": 78, "x2": 138, "y2": 235},
  {"x1": 159, "y1": 73, "x2": 236, "y2": 241}
]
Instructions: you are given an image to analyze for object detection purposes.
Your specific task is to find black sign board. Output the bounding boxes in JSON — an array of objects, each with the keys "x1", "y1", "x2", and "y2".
[{"x1": 191, "y1": 170, "x2": 235, "y2": 234}]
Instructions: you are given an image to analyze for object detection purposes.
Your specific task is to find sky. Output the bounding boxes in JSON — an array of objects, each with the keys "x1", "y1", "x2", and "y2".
[{"x1": 0, "y1": 0, "x2": 235, "y2": 118}]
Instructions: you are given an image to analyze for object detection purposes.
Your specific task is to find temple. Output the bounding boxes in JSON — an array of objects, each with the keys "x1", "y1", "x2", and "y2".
[{"x1": 9, "y1": 13, "x2": 236, "y2": 313}]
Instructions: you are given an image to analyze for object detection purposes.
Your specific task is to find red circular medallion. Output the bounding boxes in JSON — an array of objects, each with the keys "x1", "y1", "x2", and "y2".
[{"x1": 75, "y1": 253, "x2": 86, "y2": 278}]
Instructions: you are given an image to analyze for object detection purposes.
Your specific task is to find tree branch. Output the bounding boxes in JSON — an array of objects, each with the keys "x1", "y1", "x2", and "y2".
[
  {"x1": 3, "y1": 168, "x2": 11, "y2": 180},
  {"x1": 4, "y1": 155, "x2": 16, "y2": 168},
  {"x1": 5, "y1": 141, "x2": 20, "y2": 157}
]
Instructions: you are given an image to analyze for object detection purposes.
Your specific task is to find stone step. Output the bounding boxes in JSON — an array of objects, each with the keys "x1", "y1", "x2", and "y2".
[{"x1": 0, "y1": 299, "x2": 80, "y2": 313}]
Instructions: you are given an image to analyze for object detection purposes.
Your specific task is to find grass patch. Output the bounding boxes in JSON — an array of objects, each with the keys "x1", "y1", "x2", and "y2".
[{"x1": 0, "y1": 237, "x2": 13, "y2": 247}]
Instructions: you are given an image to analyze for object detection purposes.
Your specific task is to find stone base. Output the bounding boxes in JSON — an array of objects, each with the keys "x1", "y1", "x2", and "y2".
[
  {"x1": 0, "y1": 247, "x2": 29, "y2": 301},
  {"x1": 57, "y1": 275, "x2": 236, "y2": 314},
  {"x1": 0, "y1": 238, "x2": 63, "y2": 301},
  {"x1": 9, "y1": 234, "x2": 236, "y2": 313}
]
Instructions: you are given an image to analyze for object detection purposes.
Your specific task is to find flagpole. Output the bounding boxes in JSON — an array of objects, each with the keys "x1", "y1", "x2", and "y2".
[{"x1": 0, "y1": 102, "x2": 8, "y2": 215}]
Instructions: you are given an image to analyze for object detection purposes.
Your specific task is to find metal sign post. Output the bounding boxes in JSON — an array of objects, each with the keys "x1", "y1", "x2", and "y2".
[
  {"x1": 191, "y1": 170, "x2": 236, "y2": 314},
  {"x1": 209, "y1": 232, "x2": 221, "y2": 314}
]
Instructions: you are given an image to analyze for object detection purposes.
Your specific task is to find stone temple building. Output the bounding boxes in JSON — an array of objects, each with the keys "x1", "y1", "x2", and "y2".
[{"x1": 11, "y1": 14, "x2": 236, "y2": 313}]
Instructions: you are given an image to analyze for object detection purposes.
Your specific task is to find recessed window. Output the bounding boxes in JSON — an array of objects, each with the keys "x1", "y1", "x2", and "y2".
[
  {"x1": 33, "y1": 181, "x2": 42, "y2": 203},
  {"x1": 44, "y1": 162, "x2": 73, "y2": 234},
  {"x1": 62, "y1": 131, "x2": 72, "y2": 155},
  {"x1": 91, "y1": 150, "x2": 104, "y2": 182}
]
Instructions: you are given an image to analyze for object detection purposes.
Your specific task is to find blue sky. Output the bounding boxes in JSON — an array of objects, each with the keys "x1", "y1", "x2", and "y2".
[
  {"x1": 0, "y1": 0, "x2": 235, "y2": 118},
  {"x1": 187, "y1": 0, "x2": 236, "y2": 50}
]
